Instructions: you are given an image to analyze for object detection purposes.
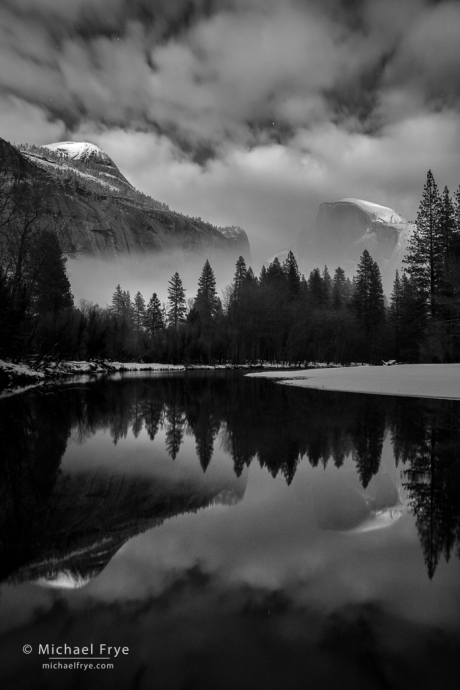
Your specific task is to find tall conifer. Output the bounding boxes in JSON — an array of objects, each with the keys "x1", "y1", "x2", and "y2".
[
  {"x1": 167, "y1": 272, "x2": 186, "y2": 330},
  {"x1": 145, "y1": 292, "x2": 165, "y2": 336},
  {"x1": 403, "y1": 170, "x2": 443, "y2": 316},
  {"x1": 194, "y1": 260, "x2": 219, "y2": 322},
  {"x1": 283, "y1": 251, "x2": 301, "y2": 298},
  {"x1": 353, "y1": 249, "x2": 385, "y2": 359}
]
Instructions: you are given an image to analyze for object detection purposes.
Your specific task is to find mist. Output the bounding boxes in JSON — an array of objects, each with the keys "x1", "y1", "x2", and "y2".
[{"x1": 67, "y1": 249, "x2": 247, "y2": 310}]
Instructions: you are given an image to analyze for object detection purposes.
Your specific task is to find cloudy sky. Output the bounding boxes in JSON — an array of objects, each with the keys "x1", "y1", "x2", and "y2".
[{"x1": 1, "y1": 0, "x2": 460, "y2": 259}]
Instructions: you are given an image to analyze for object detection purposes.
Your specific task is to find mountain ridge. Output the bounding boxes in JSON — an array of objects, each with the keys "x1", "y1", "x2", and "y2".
[{"x1": 0, "y1": 136, "x2": 251, "y2": 262}]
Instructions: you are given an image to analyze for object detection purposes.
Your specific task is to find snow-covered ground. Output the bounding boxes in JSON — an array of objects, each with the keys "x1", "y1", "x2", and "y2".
[
  {"x1": 0, "y1": 359, "x2": 320, "y2": 394},
  {"x1": 22, "y1": 153, "x2": 120, "y2": 192},
  {"x1": 247, "y1": 364, "x2": 460, "y2": 400},
  {"x1": 0, "y1": 359, "x2": 184, "y2": 394}
]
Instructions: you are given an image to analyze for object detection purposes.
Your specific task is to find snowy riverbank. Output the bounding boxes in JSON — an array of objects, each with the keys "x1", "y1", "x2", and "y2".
[
  {"x1": 0, "y1": 359, "x2": 332, "y2": 393},
  {"x1": 0, "y1": 360, "x2": 184, "y2": 391},
  {"x1": 247, "y1": 364, "x2": 460, "y2": 400}
]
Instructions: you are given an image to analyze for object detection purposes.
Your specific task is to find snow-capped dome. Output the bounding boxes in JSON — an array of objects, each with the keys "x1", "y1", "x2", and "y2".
[
  {"x1": 348, "y1": 506, "x2": 406, "y2": 534},
  {"x1": 339, "y1": 198, "x2": 407, "y2": 225},
  {"x1": 41, "y1": 141, "x2": 113, "y2": 166}
]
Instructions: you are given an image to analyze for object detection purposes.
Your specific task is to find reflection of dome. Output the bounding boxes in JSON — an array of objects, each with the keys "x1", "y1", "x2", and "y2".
[
  {"x1": 35, "y1": 571, "x2": 97, "y2": 590},
  {"x1": 306, "y1": 470, "x2": 407, "y2": 534},
  {"x1": 347, "y1": 506, "x2": 406, "y2": 534}
]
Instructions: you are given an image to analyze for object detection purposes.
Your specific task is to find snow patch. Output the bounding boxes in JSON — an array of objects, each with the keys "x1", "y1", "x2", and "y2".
[
  {"x1": 41, "y1": 141, "x2": 113, "y2": 165},
  {"x1": 339, "y1": 198, "x2": 407, "y2": 224},
  {"x1": 219, "y1": 226, "x2": 245, "y2": 240},
  {"x1": 248, "y1": 364, "x2": 460, "y2": 400}
]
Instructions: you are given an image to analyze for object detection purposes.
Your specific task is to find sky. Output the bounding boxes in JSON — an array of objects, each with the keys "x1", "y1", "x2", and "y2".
[{"x1": 1, "y1": 0, "x2": 460, "y2": 261}]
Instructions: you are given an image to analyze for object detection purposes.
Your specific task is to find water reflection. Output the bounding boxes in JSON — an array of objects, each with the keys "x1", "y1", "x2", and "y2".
[{"x1": 1, "y1": 373, "x2": 460, "y2": 586}]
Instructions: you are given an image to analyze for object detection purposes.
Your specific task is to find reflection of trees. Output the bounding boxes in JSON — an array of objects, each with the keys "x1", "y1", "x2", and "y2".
[
  {"x1": 221, "y1": 380, "x2": 385, "y2": 486},
  {"x1": 0, "y1": 380, "x2": 247, "y2": 585},
  {"x1": 144, "y1": 399, "x2": 164, "y2": 440},
  {"x1": 3, "y1": 373, "x2": 460, "y2": 581},
  {"x1": 165, "y1": 402, "x2": 186, "y2": 460},
  {"x1": 388, "y1": 399, "x2": 460, "y2": 579},
  {"x1": 351, "y1": 399, "x2": 386, "y2": 488},
  {"x1": 0, "y1": 391, "x2": 71, "y2": 580},
  {"x1": 184, "y1": 378, "x2": 221, "y2": 471}
]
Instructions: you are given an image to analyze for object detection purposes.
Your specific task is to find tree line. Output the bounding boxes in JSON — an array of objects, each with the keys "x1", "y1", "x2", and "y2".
[{"x1": 1, "y1": 168, "x2": 460, "y2": 365}]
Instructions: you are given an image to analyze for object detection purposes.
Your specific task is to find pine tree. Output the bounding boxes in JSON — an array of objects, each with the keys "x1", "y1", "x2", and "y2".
[
  {"x1": 403, "y1": 170, "x2": 443, "y2": 317},
  {"x1": 245, "y1": 267, "x2": 258, "y2": 285},
  {"x1": 122, "y1": 290, "x2": 134, "y2": 323},
  {"x1": 111, "y1": 284, "x2": 124, "y2": 318},
  {"x1": 308, "y1": 268, "x2": 327, "y2": 308},
  {"x1": 32, "y1": 230, "x2": 73, "y2": 316},
  {"x1": 145, "y1": 292, "x2": 165, "y2": 336},
  {"x1": 133, "y1": 291, "x2": 146, "y2": 334},
  {"x1": 331, "y1": 267, "x2": 348, "y2": 309},
  {"x1": 352, "y1": 249, "x2": 385, "y2": 360},
  {"x1": 259, "y1": 265, "x2": 267, "y2": 284},
  {"x1": 453, "y1": 185, "x2": 460, "y2": 238},
  {"x1": 439, "y1": 186, "x2": 456, "y2": 259},
  {"x1": 389, "y1": 271, "x2": 403, "y2": 358},
  {"x1": 232, "y1": 256, "x2": 247, "y2": 302},
  {"x1": 283, "y1": 251, "x2": 301, "y2": 299},
  {"x1": 194, "y1": 260, "x2": 219, "y2": 323},
  {"x1": 322, "y1": 266, "x2": 332, "y2": 307},
  {"x1": 167, "y1": 272, "x2": 186, "y2": 330},
  {"x1": 264, "y1": 257, "x2": 285, "y2": 288}
]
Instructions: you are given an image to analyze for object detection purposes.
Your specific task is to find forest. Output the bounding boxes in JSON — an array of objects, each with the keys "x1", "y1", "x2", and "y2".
[{"x1": 1, "y1": 169, "x2": 460, "y2": 366}]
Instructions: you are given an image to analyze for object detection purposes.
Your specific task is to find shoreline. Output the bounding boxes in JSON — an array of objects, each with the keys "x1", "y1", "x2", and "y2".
[
  {"x1": 0, "y1": 359, "x2": 335, "y2": 395},
  {"x1": 246, "y1": 364, "x2": 460, "y2": 400}
]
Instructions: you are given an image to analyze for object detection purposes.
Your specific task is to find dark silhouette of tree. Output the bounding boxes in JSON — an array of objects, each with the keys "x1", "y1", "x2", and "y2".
[
  {"x1": 167, "y1": 272, "x2": 186, "y2": 330},
  {"x1": 145, "y1": 292, "x2": 165, "y2": 337},
  {"x1": 283, "y1": 251, "x2": 301, "y2": 299},
  {"x1": 352, "y1": 249, "x2": 385, "y2": 361},
  {"x1": 351, "y1": 399, "x2": 386, "y2": 488},
  {"x1": 403, "y1": 170, "x2": 443, "y2": 318},
  {"x1": 165, "y1": 401, "x2": 185, "y2": 460},
  {"x1": 194, "y1": 260, "x2": 219, "y2": 325},
  {"x1": 31, "y1": 230, "x2": 73, "y2": 316},
  {"x1": 232, "y1": 255, "x2": 247, "y2": 301},
  {"x1": 111, "y1": 284, "x2": 124, "y2": 318},
  {"x1": 332, "y1": 267, "x2": 350, "y2": 309},
  {"x1": 133, "y1": 292, "x2": 146, "y2": 333},
  {"x1": 322, "y1": 266, "x2": 332, "y2": 307},
  {"x1": 308, "y1": 268, "x2": 327, "y2": 308}
]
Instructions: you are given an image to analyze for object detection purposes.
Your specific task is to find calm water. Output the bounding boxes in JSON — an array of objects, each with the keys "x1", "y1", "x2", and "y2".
[{"x1": 1, "y1": 371, "x2": 460, "y2": 690}]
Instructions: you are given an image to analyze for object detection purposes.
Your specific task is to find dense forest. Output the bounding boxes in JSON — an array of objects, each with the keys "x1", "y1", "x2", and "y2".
[{"x1": 1, "y1": 169, "x2": 460, "y2": 365}]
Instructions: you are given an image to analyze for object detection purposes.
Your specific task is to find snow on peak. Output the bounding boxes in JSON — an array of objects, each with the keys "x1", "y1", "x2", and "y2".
[
  {"x1": 339, "y1": 198, "x2": 407, "y2": 224},
  {"x1": 41, "y1": 141, "x2": 113, "y2": 165},
  {"x1": 220, "y1": 225, "x2": 245, "y2": 240}
]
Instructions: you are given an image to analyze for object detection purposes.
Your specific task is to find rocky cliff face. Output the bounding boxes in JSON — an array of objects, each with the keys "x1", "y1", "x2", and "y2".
[
  {"x1": 0, "y1": 137, "x2": 251, "y2": 263},
  {"x1": 297, "y1": 198, "x2": 414, "y2": 291}
]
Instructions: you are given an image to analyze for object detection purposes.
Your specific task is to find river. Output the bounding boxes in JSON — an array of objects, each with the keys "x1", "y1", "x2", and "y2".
[{"x1": 1, "y1": 371, "x2": 459, "y2": 689}]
